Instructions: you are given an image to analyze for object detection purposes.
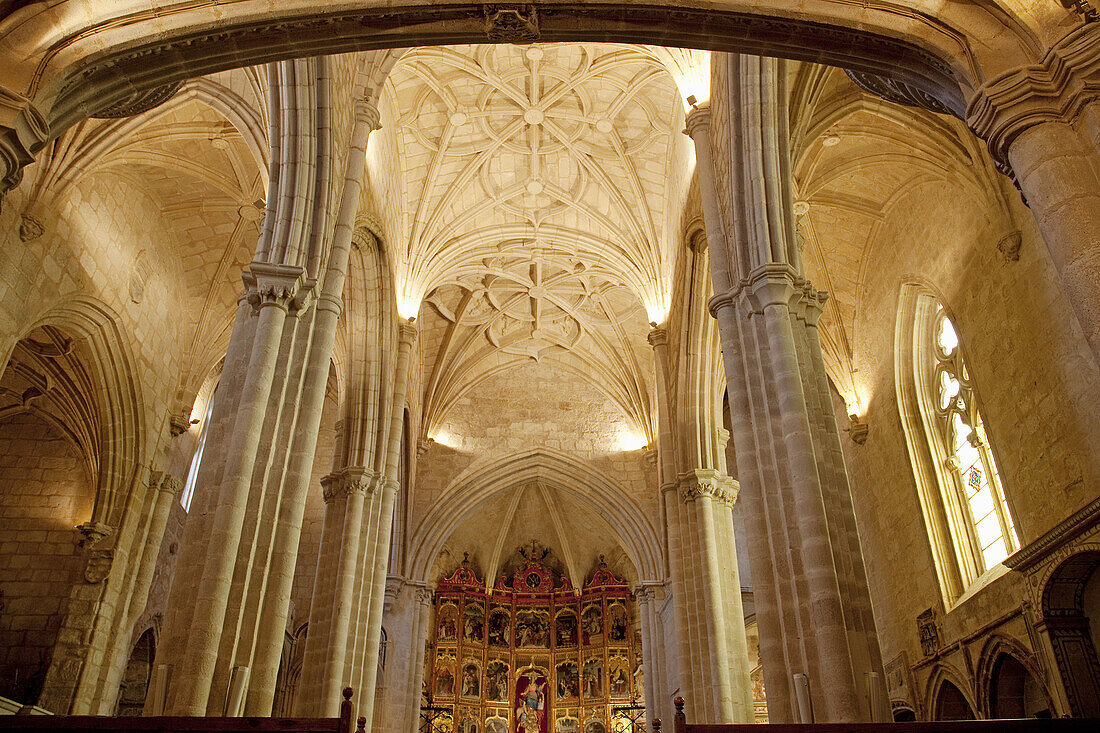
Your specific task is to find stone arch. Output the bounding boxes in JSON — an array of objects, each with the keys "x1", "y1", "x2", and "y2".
[
  {"x1": 925, "y1": 665, "x2": 977, "y2": 721},
  {"x1": 408, "y1": 449, "x2": 662, "y2": 584},
  {"x1": 9, "y1": 296, "x2": 148, "y2": 527},
  {"x1": 116, "y1": 627, "x2": 156, "y2": 715},
  {"x1": 1038, "y1": 549, "x2": 1100, "y2": 717},
  {"x1": 21, "y1": 0, "x2": 1052, "y2": 142},
  {"x1": 974, "y1": 634, "x2": 1052, "y2": 718}
]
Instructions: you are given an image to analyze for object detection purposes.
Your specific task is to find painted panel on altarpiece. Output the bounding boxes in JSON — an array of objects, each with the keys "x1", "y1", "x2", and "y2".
[{"x1": 426, "y1": 554, "x2": 642, "y2": 733}]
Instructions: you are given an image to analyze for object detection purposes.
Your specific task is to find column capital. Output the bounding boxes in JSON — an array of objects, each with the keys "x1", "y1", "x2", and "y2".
[
  {"x1": 0, "y1": 86, "x2": 49, "y2": 204},
  {"x1": 415, "y1": 585, "x2": 435, "y2": 607},
  {"x1": 966, "y1": 23, "x2": 1100, "y2": 172},
  {"x1": 321, "y1": 467, "x2": 378, "y2": 504},
  {"x1": 354, "y1": 99, "x2": 383, "y2": 132},
  {"x1": 243, "y1": 262, "x2": 308, "y2": 313},
  {"x1": 683, "y1": 102, "x2": 712, "y2": 139},
  {"x1": 677, "y1": 468, "x2": 739, "y2": 506},
  {"x1": 159, "y1": 473, "x2": 184, "y2": 497},
  {"x1": 398, "y1": 318, "x2": 419, "y2": 345},
  {"x1": 646, "y1": 326, "x2": 668, "y2": 347}
]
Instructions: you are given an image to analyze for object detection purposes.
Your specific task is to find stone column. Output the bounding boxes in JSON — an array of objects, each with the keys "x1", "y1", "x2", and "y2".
[
  {"x1": 299, "y1": 319, "x2": 417, "y2": 723},
  {"x1": 172, "y1": 263, "x2": 306, "y2": 715},
  {"x1": 685, "y1": 53, "x2": 887, "y2": 723},
  {"x1": 649, "y1": 322, "x2": 753, "y2": 723},
  {"x1": 967, "y1": 23, "x2": 1100, "y2": 364}
]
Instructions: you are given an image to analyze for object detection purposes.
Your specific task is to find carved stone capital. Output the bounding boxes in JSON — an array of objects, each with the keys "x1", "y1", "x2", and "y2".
[
  {"x1": 683, "y1": 103, "x2": 712, "y2": 139},
  {"x1": 678, "y1": 468, "x2": 738, "y2": 506},
  {"x1": 384, "y1": 576, "x2": 404, "y2": 614},
  {"x1": 321, "y1": 467, "x2": 377, "y2": 504},
  {"x1": 415, "y1": 586, "x2": 435, "y2": 607},
  {"x1": 398, "y1": 319, "x2": 419, "y2": 344},
  {"x1": 159, "y1": 473, "x2": 184, "y2": 497},
  {"x1": 355, "y1": 99, "x2": 383, "y2": 132},
  {"x1": 417, "y1": 439, "x2": 433, "y2": 457},
  {"x1": 743, "y1": 263, "x2": 801, "y2": 314},
  {"x1": 848, "y1": 415, "x2": 869, "y2": 445},
  {"x1": 0, "y1": 86, "x2": 49, "y2": 204},
  {"x1": 84, "y1": 549, "x2": 114, "y2": 584},
  {"x1": 242, "y1": 262, "x2": 307, "y2": 313},
  {"x1": 643, "y1": 448, "x2": 659, "y2": 468},
  {"x1": 966, "y1": 23, "x2": 1100, "y2": 173}
]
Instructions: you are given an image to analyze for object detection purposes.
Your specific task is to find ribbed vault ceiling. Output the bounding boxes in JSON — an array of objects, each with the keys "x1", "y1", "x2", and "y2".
[{"x1": 386, "y1": 43, "x2": 691, "y2": 433}]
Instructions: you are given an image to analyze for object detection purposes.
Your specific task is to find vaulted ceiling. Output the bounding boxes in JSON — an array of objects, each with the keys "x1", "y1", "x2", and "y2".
[{"x1": 384, "y1": 44, "x2": 695, "y2": 434}]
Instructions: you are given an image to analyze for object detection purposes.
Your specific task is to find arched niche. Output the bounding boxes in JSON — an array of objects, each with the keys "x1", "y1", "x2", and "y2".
[
  {"x1": 988, "y1": 653, "x2": 1050, "y2": 719},
  {"x1": 932, "y1": 679, "x2": 976, "y2": 721},
  {"x1": 1039, "y1": 550, "x2": 1100, "y2": 717},
  {"x1": 116, "y1": 628, "x2": 156, "y2": 715}
]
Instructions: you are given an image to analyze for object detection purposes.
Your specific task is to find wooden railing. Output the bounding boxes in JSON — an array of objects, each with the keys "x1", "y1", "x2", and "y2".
[
  {"x1": 0, "y1": 687, "x2": 364, "y2": 733},
  {"x1": 656, "y1": 696, "x2": 1100, "y2": 732}
]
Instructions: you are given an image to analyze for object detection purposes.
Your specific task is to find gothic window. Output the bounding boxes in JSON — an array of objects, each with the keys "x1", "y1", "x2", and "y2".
[
  {"x1": 180, "y1": 393, "x2": 216, "y2": 511},
  {"x1": 896, "y1": 288, "x2": 1018, "y2": 602}
]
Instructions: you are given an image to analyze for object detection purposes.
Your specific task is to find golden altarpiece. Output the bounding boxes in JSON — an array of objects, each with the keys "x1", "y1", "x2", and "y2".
[{"x1": 427, "y1": 551, "x2": 642, "y2": 733}]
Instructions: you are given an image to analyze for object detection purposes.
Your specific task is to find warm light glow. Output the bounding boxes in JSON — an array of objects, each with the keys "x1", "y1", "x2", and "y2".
[
  {"x1": 645, "y1": 302, "x2": 668, "y2": 326},
  {"x1": 432, "y1": 430, "x2": 455, "y2": 448},
  {"x1": 844, "y1": 391, "x2": 864, "y2": 419},
  {"x1": 648, "y1": 48, "x2": 711, "y2": 109},
  {"x1": 617, "y1": 428, "x2": 648, "y2": 451},
  {"x1": 396, "y1": 293, "x2": 422, "y2": 321}
]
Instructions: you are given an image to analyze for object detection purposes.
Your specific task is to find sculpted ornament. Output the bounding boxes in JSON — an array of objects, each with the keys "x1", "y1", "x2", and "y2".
[
  {"x1": 483, "y1": 5, "x2": 539, "y2": 42},
  {"x1": 321, "y1": 469, "x2": 376, "y2": 503},
  {"x1": 84, "y1": 549, "x2": 114, "y2": 584}
]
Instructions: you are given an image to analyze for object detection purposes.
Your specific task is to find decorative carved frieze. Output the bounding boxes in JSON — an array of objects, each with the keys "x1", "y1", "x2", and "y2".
[
  {"x1": 844, "y1": 69, "x2": 958, "y2": 117},
  {"x1": 91, "y1": 80, "x2": 184, "y2": 119},
  {"x1": 1005, "y1": 494, "x2": 1100, "y2": 572}
]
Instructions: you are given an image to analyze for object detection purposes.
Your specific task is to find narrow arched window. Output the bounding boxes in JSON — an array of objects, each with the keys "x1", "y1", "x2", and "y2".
[
  {"x1": 897, "y1": 287, "x2": 1018, "y2": 601},
  {"x1": 180, "y1": 392, "x2": 216, "y2": 511}
]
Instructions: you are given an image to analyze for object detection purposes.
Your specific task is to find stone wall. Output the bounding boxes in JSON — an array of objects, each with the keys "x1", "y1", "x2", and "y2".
[{"x1": 0, "y1": 412, "x2": 92, "y2": 704}]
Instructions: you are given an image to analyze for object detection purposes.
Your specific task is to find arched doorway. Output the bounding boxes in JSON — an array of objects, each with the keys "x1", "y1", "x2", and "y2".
[
  {"x1": 1040, "y1": 550, "x2": 1100, "y2": 717},
  {"x1": 988, "y1": 653, "x2": 1050, "y2": 719},
  {"x1": 117, "y1": 628, "x2": 156, "y2": 715},
  {"x1": 932, "y1": 679, "x2": 975, "y2": 721}
]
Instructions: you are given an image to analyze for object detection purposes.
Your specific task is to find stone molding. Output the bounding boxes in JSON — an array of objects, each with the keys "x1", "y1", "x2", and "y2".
[
  {"x1": 321, "y1": 467, "x2": 379, "y2": 504},
  {"x1": 678, "y1": 468, "x2": 739, "y2": 506},
  {"x1": 967, "y1": 23, "x2": 1100, "y2": 171},
  {"x1": 0, "y1": 86, "x2": 48, "y2": 206},
  {"x1": 1005, "y1": 495, "x2": 1100, "y2": 573},
  {"x1": 242, "y1": 262, "x2": 308, "y2": 313}
]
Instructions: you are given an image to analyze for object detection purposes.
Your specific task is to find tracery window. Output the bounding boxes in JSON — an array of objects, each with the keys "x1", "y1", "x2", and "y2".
[{"x1": 897, "y1": 288, "x2": 1019, "y2": 602}]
